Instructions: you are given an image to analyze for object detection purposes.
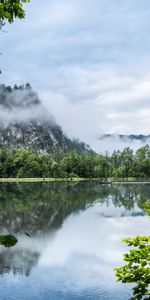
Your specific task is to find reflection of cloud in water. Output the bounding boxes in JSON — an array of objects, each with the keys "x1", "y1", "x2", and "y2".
[
  {"x1": 0, "y1": 200, "x2": 146, "y2": 278},
  {"x1": 0, "y1": 229, "x2": 58, "y2": 277},
  {"x1": 0, "y1": 200, "x2": 149, "y2": 300},
  {"x1": 0, "y1": 248, "x2": 39, "y2": 277},
  {"x1": 39, "y1": 204, "x2": 150, "y2": 272},
  {"x1": 92, "y1": 201, "x2": 145, "y2": 218}
]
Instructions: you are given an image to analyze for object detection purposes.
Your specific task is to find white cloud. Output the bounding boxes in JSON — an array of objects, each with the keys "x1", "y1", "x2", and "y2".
[
  {"x1": 39, "y1": 65, "x2": 150, "y2": 146},
  {"x1": 1, "y1": 0, "x2": 150, "y2": 151},
  {"x1": 39, "y1": 202, "x2": 149, "y2": 270}
]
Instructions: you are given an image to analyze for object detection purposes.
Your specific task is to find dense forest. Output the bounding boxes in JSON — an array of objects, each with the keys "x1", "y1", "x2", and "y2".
[{"x1": 0, "y1": 145, "x2": 150, "y2": 178}]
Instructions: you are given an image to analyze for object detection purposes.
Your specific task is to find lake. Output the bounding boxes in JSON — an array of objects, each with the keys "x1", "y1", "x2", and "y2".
[{"x1": 0, "y1": 182, "x2": 149, "y2": 300}]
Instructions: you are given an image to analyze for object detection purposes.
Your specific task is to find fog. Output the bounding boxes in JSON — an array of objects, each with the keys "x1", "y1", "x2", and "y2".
[
  {"x1": 38, "y1": 89, "x2": 150, "y2": 153},
  {"x1": 93, "y1": 135, "x2": 150, "y2": 154},
  {"x1": 0, "y1": 87, "x2": 56, "y2": 127},
  {"x1": 1, "y1": 85, "x2": 150, "y2": 153}
]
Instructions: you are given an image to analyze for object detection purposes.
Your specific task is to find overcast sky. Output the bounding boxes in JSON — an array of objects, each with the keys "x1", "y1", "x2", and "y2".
[{"x1": 1, "y1": 0, "x2": 150, "y2": 148}]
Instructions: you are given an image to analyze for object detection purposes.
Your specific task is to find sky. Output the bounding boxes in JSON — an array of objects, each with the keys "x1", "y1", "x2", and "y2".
[{"x1": 1, "y1": 0, "x2": 150, "y2": 150}]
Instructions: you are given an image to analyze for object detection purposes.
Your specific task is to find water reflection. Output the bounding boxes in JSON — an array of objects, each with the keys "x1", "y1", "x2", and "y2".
[
  {"x1": 0, "y1": 182, "x2": 149, "y2": 299},
  {"x1": 0, "y1": 182, "x2": 149, "y2": 234},
  {"x1": 0, "y1": 248, "x2": 39, "y2": 276},
  {"x1": 0, "y1": 234, "x2": 18, "y2": 247}
]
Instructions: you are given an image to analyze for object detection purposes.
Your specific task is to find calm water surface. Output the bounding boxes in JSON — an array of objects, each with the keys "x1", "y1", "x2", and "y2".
[{"x1": 0, "y1": 182, "x2": 150, "y2": 300}]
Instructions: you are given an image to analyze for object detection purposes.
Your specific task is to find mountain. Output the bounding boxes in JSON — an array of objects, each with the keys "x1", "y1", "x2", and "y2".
[
  {"x1": 0, "y1": 84, "x2": 90, "y2": 153},
  {"x1": 95, "y1": 134, "x2": 150, "y2": 153},
  {"x1": 100, "y1": 134, "x2": 150, "y2": 142}
]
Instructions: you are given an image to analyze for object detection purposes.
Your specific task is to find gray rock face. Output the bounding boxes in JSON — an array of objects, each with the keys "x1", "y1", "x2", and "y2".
[
  {"x1": 0, "y1": 84, "x2": 89, "y2": 153},
  {"x1": 0, "y1": 119, "x2": 72, "y2": 153}
]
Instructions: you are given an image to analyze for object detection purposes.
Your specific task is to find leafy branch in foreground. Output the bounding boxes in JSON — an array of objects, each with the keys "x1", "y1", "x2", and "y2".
[
  {"x1": 115, "y1": 236, "x2": 150, "y2": 300},
  {"x1": 0, "y1": 0, "x2": 30, "y2": 27},
  {"x1": 143, "y1": 202, "x2": 150, "y2": 216},
  {"x1": 0, "y1": 1, "x2": 30, "y2": 73}
]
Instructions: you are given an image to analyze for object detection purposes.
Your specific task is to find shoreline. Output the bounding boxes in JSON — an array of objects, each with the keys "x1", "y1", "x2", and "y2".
[{"x1": 0, "y1": 178, "x2": 150, "y2": 183}]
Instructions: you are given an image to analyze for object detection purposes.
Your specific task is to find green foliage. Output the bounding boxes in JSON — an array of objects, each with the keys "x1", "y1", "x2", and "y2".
[
  {"x1": 0, "y1": 234, "x2": 17, "y2": 247},
  {"x1": 0, "y1": 2, "x2": 30, "y2": 73},
  {"x1": 0, "y1": 145, "x2": 150, "y2": 179},
  {"x1": 115, "y1": 200, "x2": 150, "y2": 299},
  {"x1": 135, "y1": 146, "x2": 150, "y2": 178},
  {"x1": 115, "y1": 236, "x2": 150, "y2": 299},
  {"x1": 0, "y1": 0, "x2": 30, "y2": 26},
  {"x1": 143, "y1": 202, "x2": 150, "y2": 216}
]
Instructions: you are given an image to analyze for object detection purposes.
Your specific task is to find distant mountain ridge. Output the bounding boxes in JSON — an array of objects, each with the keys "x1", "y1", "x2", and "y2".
[
  {"x1": 99, "y1": 134, "x2": 150, "y2": 142},
  {"x1": 0, "y1": 84, "x2": 90, "y2": 153}
]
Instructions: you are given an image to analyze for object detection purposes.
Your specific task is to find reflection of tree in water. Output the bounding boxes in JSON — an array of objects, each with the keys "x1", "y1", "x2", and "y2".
[
  {"x1": 0, "y1": 182, "x2": 109, "y2": 233},
  {"x1": 0, "y1": 182, "x2": 150, "y2": 234},
  {"x1": 0, "y1": 182, "x2": 149, "y2": 278},
  {"x1": 110, "y1": 184, "x2": 150, "y2": 210},
  {"x1": 0, "y1": 248, "x2": 39, "y2": 277}
]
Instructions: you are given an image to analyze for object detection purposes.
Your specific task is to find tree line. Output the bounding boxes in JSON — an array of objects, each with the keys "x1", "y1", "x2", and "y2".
[{"x1": 0, "y1": 145, "x2": 150, "y2": 178}]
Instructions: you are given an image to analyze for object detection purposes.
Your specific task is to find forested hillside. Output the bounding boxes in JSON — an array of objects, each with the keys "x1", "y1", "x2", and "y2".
[
  {"x1": 0, "y1": 84, "x2": 150, "y2": 179},
  {"x1": 0, "y1": 145, "x2": 150, "y2": 178}
]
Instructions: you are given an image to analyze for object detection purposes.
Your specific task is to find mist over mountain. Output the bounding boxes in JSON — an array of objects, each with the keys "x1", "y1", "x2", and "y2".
[
  {"x1": 1, "y1": 83, "x2": 149, "y2": 154},
  {"x1": 100, "y1": 134, "x2": 150, "y2": 142},
  {"x1": 96, "y1": 134, "x2": 150, "y2": 153},
  {"x1": 0, "y1": 83, "x2": 55, "y2": 125},
  {"x1": 0, "y1": 84, "x2": 90, "y2": 153}
]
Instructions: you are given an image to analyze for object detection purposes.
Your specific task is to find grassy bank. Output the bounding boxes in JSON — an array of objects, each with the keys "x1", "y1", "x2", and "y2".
[
  {"x1": 0, "y1": 178, "x2": 90, "y2": 183},
  {"x1": 0, "y1": 177, "x2": 150, "y2": 183}
]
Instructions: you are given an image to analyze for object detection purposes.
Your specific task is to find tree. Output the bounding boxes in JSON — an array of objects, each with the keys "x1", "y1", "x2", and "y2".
[
  {"x1": 135, "y1": 145, "x2": 150, "y2": 178},
  {"x1": 115, "y1": 236, "x2": 150, "y2": 300},
  {"x1": 0, "y1": 1, "x2": 30, "y2": 73},
  {"x1": 0, "y1": 0, "x2": 30, "y2": 29},
  {"x1": 115, "y1": 203, "x2": 150, "y2": 300}
]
